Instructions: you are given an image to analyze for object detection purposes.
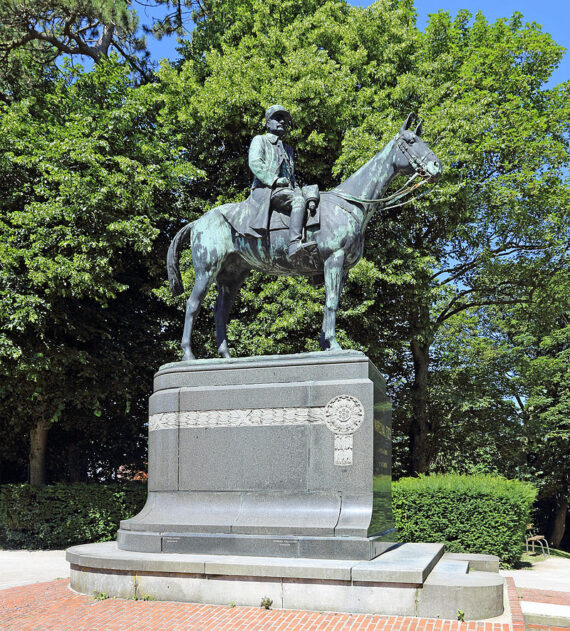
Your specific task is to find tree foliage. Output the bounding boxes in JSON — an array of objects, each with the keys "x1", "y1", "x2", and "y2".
[
  {"x1": 0, "y1": 0, "x2": 151, "y2": 94},
  {"x1": 0, "y1": 0, "x2": 568, "y2": 550},
  {"x1": 0, "y1": 57, "x2": 199, "y2": 483},
  {"x1": 498, "y1": 271, "x2": 570, "y2": 546},
  {"x1": 421, "y1": 267, "x2": 570, "y2": 545},
  {"x1": 156, "y1": 0, "x2": 569, "y2": 477}
]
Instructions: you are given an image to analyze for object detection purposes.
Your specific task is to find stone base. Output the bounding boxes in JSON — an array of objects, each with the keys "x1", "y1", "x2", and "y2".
[
  {"x1": 118, "y1": 528, "x2": 396, "y2": 560},
  {"x1": 67, "y1": 541, "x2": 504, "y2": 620},
  {"x1": 119, "y1": 351, "x2": 395, "y2": 561}
]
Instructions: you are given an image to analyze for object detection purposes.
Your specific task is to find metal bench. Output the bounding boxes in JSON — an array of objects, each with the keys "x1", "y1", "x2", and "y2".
[{"x1": 525, "y1": 525, "x2": 550, "y2": 556}]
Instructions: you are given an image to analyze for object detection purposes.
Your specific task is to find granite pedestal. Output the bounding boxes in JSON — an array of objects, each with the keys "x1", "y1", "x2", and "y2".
[
  {"x1": 118, "y1": 350, "x2": 394, "y2": 560},
  {"x1": 67, "y1": 351, "x2": 504, "y2": 619}
]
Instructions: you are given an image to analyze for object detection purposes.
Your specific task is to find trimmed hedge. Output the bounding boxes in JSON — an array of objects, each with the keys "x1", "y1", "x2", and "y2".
[
  {"x1": 0, "y1": 482, "x2": 147, "y2": 549},
  {"x1": 392, "y1": 474, "x2": 537, "y2": 567}
]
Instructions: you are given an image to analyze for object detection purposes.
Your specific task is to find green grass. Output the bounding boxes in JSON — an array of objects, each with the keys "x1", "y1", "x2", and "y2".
[{"x1": 515, "y1": 547, "x2": 570, "y2": 568}]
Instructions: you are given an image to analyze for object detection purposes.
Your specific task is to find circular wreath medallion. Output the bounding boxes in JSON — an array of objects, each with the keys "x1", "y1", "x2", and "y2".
[{"x1": 324, "y1": 395, "x2": 364, "y2": 435}]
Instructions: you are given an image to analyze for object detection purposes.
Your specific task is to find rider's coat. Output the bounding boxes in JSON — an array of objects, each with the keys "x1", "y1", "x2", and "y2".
[
  {"x1": 250, "y1": 132, "x2": 296, "y2": 187},
  {"x1": 244, "y1": 133, "x2": 298, "y2": 238}
]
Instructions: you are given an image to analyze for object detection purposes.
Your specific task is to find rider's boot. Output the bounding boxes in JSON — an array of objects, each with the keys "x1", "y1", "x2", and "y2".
[{"x1": 288, "y1": 201, "x2": 316, "y2": 262}]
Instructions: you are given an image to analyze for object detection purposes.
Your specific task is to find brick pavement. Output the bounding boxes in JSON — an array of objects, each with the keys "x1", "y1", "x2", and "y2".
[
  {"x1": 506, "y1": 577, "x2": 526, "y2": 631},
  {"x1": 0, "y1": 579, "x2": 513, "y2": 631},
  {"x1": 516, "y1": 584, "x2": 570, "y2": 631},
  {"x1": 518, "y1": 590, "x2": 570, "y2": 607},
  {"x1": 3, "y1": 575, "x2": 567, "y2": 630}
]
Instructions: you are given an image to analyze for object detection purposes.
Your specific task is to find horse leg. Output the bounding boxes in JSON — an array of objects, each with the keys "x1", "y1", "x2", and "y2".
[
  {"x1": 181, "y1": 270, "x2": 215, "y2": 361},
  {"x1": 320, "y1": 251, "x2": 345, "y2": 351},
  {"x1": 214, "y1": 268, "x2": 250, "y2": 358}
]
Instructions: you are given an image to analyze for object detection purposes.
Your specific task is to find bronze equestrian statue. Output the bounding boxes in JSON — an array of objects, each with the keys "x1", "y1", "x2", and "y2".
[{"x1": 167, "y1": 111, "x2": 442, "y2": 361}]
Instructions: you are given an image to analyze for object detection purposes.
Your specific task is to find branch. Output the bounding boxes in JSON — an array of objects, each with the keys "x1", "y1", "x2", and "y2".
[
  {"x1": 62, "y1": 15, "x2": 101, "y2": 55},
  {"x1": 61, "y1": 14, "x2": 77, "y2": 40},
  {"x1": 513, "y1": 393, "x2": 526, "y2": 415},
  {"x1": 0, "y1": 19, "x2": 98, "y2": 60},
  {"x1": 93, "y1": 24, "x2": 114, "y2": 58},
  {"x1": 0, "y1": 30, "x2": 37, "y2": 60},
  {"x1": 1, "y1": 16, "x2": 120, "y2": 65},
  {"x1": 431, "y1": 257, "x2": 483, "y2": 284},
  {"x1": 30, "y1": 28, "x2": 82, "y2": 56},
  {"x1": 438, "y1": 296, "x2": 529, "y2": 324},
  {"x1": 76, "y1": 20, "x2": 100, "y2": 36},
  {"x1": 435, "y1": 280, "x2": 526, "y2": 324},
  {"x1": 430, "y1": 242, "x2": 547, "y2": 285},
  {"x1": 110, "y1": 37, "x2": 151, "y2": 81}
]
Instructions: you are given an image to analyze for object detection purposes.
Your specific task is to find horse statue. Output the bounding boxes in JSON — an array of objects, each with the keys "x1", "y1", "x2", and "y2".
[{"x1": 167, "y1": 114, "x2": 442, "y2": 360}]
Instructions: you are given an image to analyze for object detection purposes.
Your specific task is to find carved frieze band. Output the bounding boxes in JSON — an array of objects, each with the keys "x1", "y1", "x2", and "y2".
[
  {"x1": 148, "y1": 394, "x2": 365, "y2": 467},
  {"x1": 149, "y1": 407, "x2": 325, "y2": 432}
]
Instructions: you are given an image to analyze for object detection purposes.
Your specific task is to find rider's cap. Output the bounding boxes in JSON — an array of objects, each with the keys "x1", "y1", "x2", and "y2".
[{"x1": 265, "y1": 104, "x2": 292, "y2": 122}]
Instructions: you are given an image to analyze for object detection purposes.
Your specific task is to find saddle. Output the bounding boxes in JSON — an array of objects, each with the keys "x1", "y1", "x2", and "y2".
[{"x1": 269, "y1": 184, "x2": 321, "y2": 232}]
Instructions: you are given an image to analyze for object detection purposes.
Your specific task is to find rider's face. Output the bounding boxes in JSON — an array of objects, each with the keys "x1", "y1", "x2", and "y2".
[{"x1": 267, "y1": 113, "x2": 290, "y2": 137}]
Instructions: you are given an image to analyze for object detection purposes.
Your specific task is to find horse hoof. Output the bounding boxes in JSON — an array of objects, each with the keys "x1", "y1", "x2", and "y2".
[
  {"x1": 181, "y1": 351, "x2": 195, "y2": 361},
  {"x1": 325, "y1": 343, "x2": 342, "y2": 352}
]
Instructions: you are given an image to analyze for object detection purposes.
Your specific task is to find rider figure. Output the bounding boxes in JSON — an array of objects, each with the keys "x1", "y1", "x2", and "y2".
[{"x1": 248, "y1": 105, "x2": 315, "y2": 261}]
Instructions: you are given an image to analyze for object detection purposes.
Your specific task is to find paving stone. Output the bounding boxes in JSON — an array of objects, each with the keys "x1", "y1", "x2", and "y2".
[
  {"x1": 521, "y1": 601, "x2": 570, "y2": 627},
  {"x1": 0, "y1": 578, "x2": 515, "y2": 630}
]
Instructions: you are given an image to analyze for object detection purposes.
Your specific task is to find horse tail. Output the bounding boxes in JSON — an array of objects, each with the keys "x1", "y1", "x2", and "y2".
[{"x1": 167, "y1": 221, "x2": 195, "y2": 296}]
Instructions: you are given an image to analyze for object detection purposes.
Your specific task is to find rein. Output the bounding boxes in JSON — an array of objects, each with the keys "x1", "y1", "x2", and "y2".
[
  {"x1": 330, "y1": 136, "x2": 435, "y2": 212},
  {"x1": 332, "y1": 176, "x2": 429, "y2": 209}
]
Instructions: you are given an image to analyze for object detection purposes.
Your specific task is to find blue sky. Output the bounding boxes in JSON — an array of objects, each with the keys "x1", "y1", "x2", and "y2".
[{"x1": 141, "y1": 0, "x2": 569, "y2": 88}]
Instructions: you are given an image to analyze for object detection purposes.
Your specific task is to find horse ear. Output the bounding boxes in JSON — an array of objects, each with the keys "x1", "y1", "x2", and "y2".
[
  {"x1": 400, "y1": 112, "x2": 414, "y2": 134},
  {"x1": 414, "y1": 119, "x2": 423, "y2": 136}
]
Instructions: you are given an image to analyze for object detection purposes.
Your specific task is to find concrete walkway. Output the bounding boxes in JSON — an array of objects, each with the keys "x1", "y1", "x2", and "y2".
[
  {"x1": 0, "y1": 549, "x2": 69, "y2": 590},
  {"x1": 501, "y1": 556, "x2": 570, "y2": 592},
  {"x1": 501, "y1": 556, "x2": 570, "y2": 628}
]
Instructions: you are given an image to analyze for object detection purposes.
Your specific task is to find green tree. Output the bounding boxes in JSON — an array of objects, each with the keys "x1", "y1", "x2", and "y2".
[
  {"x1": 424, "y1": 308, "x2": 524, "y2": 478},
  {"x1": 337, "y1": 8, "x2": 569, "y2": 473},
  {"x1": 0, "y1": 0, "x2": 151, "y2": 92},
  {"x1": 157, "y1": 0, "x2": 569, "y2": 476},
  {"x1": 420, "y1": 268, "x2": 569, "y2": 546},
  {"x1": 0, "y1": 57, "x2": 199, "y2": 484},
  {"x1": 498, "y1": 271, "x2": 570, "y2": 547}
]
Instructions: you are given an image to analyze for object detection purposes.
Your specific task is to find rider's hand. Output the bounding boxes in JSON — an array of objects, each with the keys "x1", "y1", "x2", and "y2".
[{"x1": 275, "y1": 177, "x2": 289, "y2": 187}]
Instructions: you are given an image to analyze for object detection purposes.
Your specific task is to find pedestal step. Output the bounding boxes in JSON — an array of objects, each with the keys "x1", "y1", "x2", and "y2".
[
  {"x1": 117, "y1": 527, "x2": 396, "y2": 560},
  {"x1": 67, "y1": 541, "x2": 503, "y2": 620},
  {"x1": 521, "y1": 601, "x2": 570, "y2": 627}
]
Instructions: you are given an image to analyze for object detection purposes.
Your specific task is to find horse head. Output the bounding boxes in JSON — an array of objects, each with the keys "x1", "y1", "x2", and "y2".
[{"x1": 393, "y1": 113, "x2": 442, "y2": 182}]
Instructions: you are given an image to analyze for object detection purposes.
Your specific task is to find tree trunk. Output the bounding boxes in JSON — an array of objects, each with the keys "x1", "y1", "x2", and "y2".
[
  {"x1": 68, "y1": 442, "x2": 88, "y2": 482},
  {"x1": 29, "y1": 418, "x2": 49, "y2": 486},
  {"x1": 409, "y1": 338, "x2": 431, "y2": 474},
  {"x1": 551, "y1": 496, "x2": 568, "y2": 548}
]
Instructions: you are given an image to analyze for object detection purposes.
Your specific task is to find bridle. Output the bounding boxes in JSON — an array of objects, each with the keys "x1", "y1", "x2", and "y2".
[
  {"x1": 331, "y1": 134, "x2": 437, "y2": 211},
  {"x1": 395, "y1": 134, "x2": 435, "y2": 176}
]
